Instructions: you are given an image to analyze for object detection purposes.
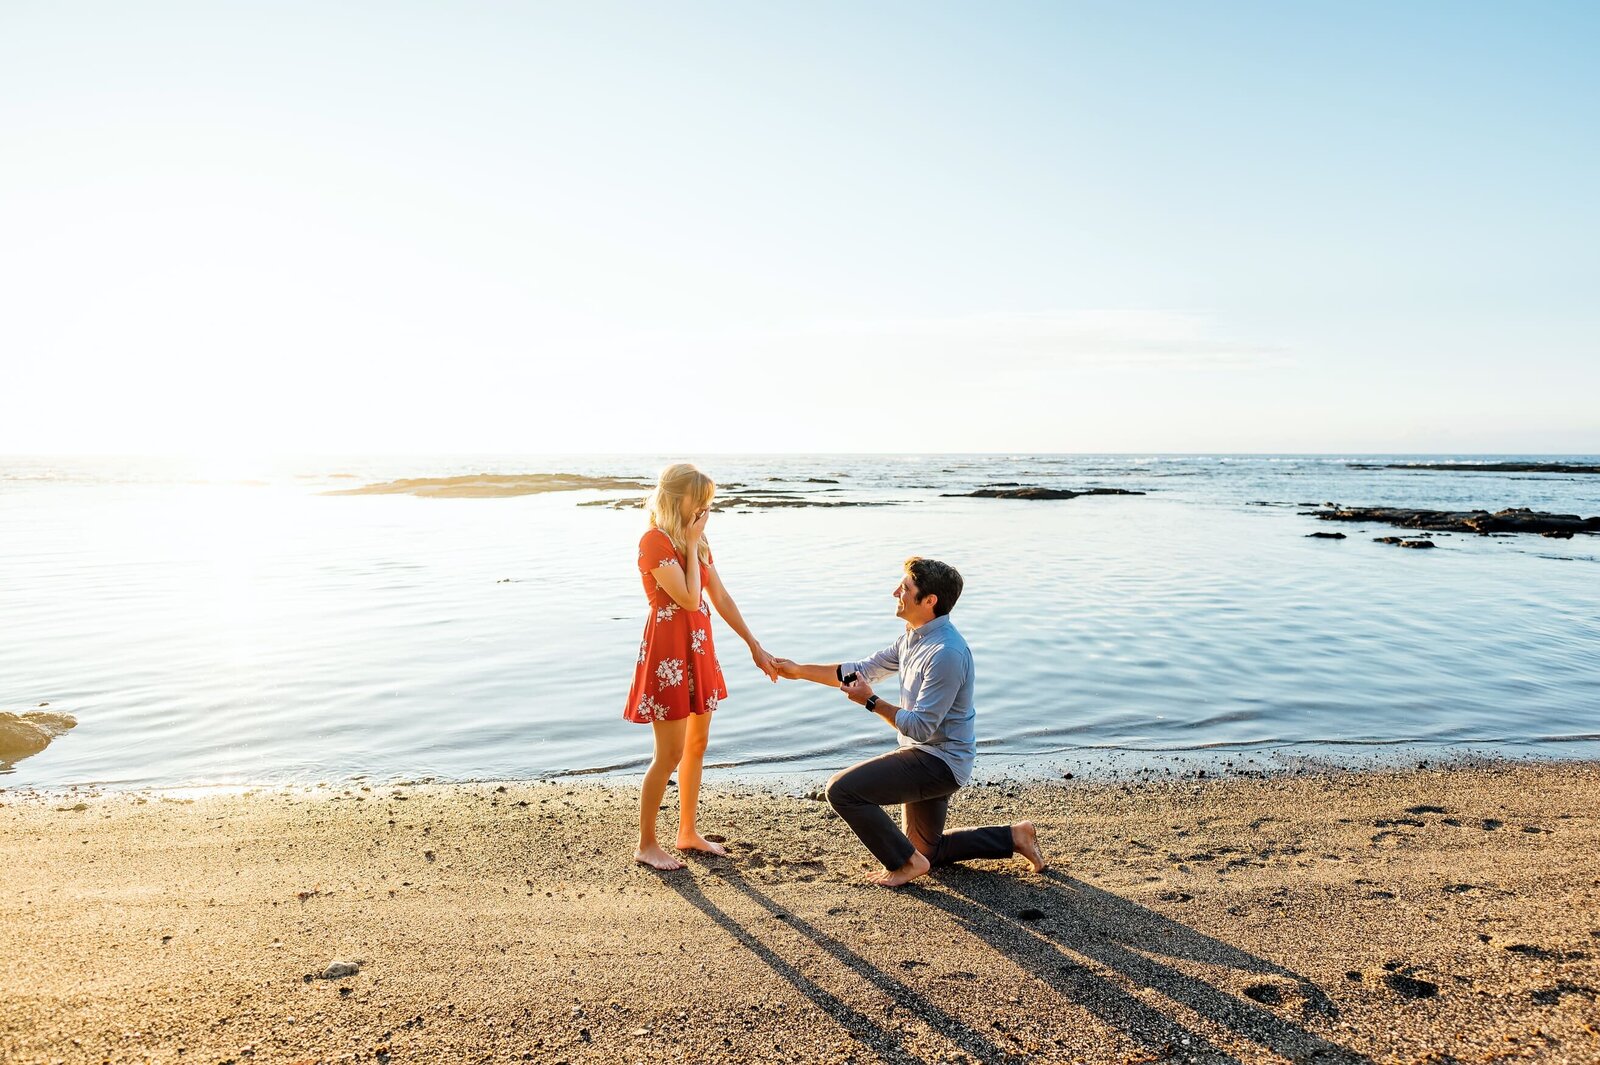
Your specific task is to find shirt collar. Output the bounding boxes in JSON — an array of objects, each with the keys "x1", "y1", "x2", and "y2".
[{"x1": 907, "y1": 614, "x2": 951, "y2": 645}]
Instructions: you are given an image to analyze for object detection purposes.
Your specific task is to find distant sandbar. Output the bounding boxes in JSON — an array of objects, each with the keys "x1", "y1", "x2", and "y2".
[{"x1": 324, "y1": 473, "x2": 651, "y2": 499}]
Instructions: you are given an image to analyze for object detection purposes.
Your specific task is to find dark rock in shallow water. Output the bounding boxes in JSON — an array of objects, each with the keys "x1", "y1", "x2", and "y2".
[
  {"x1": 1313, "y1": 506, "x2": 1600, "y2": 536},
  {"x1": 1306, "y1": 532, "x2": 1347, "y2": 539},
  {"x1": 1374, "y1": 537, "x2": 1437, "y2": 549},
  {"x1": 946, "y1": 487, "x2": 1146, "y2": 501},
  {"x1": 1361, "y1": 462, "x2": 1600, "y2": 475}
]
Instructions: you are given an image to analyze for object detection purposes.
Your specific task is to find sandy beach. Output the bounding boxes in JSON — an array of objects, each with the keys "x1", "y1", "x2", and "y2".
[{"x1": 3, "y1": 763, "x2": 1598, "y2": 1064}]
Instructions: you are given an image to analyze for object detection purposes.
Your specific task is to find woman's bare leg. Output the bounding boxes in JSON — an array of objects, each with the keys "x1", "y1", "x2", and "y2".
[
  {"x1": 675, "y1": 711, "x2": 727, "y2": 855},
  {"x1": 636, "y1": 718, "x2": 689, "y2": 870}
]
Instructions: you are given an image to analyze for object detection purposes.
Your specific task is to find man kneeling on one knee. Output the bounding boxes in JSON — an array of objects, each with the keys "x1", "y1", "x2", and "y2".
[{"x1": 774, "y1": 557, "x2": 1046, "y2": 888}]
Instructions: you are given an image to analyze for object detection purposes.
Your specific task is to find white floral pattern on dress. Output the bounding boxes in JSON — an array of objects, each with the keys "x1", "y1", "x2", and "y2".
[
  {"x1": 658, "y1": 557, "x2": 678, "y2": 569},
  {"x1": 656, "y1": 604, "x2": 677, "y2": 623},
  {"x1": 637, "y1": 638, "x2": 649, "y2": 665},
  {"x1": 690, "y1": 628, "x2": 706, "y2": 654},
  {"x1": 698, "y1": 599, "x2": 710, "y2": 616},
  {"x1": 656, "y1": 658, "x2": 684, "y2": 689},
  {"x1": 706, "y1": 692, "x2": 719, "y2": 713},
  {"x1": 636, "y1": 693, "x2": 669, "y2": 721}
]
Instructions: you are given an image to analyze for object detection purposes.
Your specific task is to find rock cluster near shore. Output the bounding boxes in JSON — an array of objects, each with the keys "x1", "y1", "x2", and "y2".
[
  {"x1": 1349, "y1": 462, "x2": 1600, "y2": 475},
  {"x1": 943, "y1": 485, "x2": 1147, "y2": 501},
  {"x1": 1309, "y1": 506, "x2": 1600, "y2": 537},
  {"x1": 0, "y1": 708, "x2": 75, "y2": 768}
]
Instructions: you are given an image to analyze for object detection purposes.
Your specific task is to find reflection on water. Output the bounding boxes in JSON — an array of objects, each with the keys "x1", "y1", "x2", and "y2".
[{"x1": 1, "y1": 454, "x2": 1598, "y2": 789}]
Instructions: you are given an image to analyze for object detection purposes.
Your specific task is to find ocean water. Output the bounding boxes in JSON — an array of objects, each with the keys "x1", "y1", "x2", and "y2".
[{"x1": 2, "y1": 454, "x2": 1598, "y2": 790}]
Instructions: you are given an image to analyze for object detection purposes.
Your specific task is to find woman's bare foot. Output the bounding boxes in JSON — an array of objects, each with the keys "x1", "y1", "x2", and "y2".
[
  {"x1": 675, "y1": 832, "x2": 728, "y2": 857},
  {"x1": 1012, "y1": 822, "x2": 1047, "y2": 872},
  {"x1": 634, "y1": 844, "x2": 685, "y2": 871},
  {"x1": 871, "y1": 850, "x2": 931, "y2": 888}
]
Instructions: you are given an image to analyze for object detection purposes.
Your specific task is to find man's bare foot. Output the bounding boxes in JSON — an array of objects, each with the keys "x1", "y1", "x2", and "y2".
[
  {"x1": 1012, "y1": 822, "x2": 1047, "y2": 872},
  {"x1": 634, "y1": 844, "x2": 685, "y2": 871},
  {"x1": 675, "y1": 832, "x2": 728, "y2": 857},
  {"x1": 871, "y1": 850, "x2": 931, "y2": 888}
]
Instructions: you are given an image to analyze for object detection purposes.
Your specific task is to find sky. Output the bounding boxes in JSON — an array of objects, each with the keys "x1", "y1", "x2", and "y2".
[{"x1": 2, "y1": 1, "x2": 1596, "y2": 455}]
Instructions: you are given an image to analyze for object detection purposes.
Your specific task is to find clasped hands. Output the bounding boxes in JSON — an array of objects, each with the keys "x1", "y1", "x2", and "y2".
[{"x1": 766, "y1": 655, "x2": 877, "y2": 707}]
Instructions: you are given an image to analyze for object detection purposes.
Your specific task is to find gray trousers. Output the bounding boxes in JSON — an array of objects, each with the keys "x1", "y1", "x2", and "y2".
[{"x1": 826, "y1": 747, "x2": 1014, "y2": 871}]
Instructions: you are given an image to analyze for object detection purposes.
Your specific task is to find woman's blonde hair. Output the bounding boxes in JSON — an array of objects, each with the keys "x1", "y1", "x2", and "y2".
[{"x1": 647, "y1": 463, "x2": 715, "y2": 563}]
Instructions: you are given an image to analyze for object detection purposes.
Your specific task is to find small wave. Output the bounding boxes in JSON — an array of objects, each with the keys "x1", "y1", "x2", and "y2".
[{"x1": 549, "y1": 759, "x2": 649, "y2": 776}]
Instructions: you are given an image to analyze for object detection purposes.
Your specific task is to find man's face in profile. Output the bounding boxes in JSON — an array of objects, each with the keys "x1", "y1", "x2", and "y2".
[{"x1": 894, "y1": 573, "x2": 932, "y2": 624}]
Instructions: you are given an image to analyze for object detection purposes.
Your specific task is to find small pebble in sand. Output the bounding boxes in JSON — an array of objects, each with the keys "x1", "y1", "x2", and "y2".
[
  {"x1": 323, "y1": 960, "x2": 361, "y2": 979},
  {"x1": 1384, "y1": 973, "x2": 1439, "y2": 999}
]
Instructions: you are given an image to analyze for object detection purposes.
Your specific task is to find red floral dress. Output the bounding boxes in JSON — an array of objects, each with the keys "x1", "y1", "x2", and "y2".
[{"x1": 624, "y1": 528, "x2": 728, "y2": 723}]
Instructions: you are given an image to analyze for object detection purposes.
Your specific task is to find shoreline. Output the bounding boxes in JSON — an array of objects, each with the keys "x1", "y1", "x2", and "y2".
[
  {"x1": 5, "y1": 763, "x2": 1599, "y2": 1063},
  {"x1": 8, "y1": 742, "x2": 1600, "y2": 798}
]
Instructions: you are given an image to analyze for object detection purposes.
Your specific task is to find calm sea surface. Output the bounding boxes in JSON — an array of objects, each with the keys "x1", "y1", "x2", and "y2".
[{"x1": 3, "y1": 454, "x2": 1598, "y2": 790}]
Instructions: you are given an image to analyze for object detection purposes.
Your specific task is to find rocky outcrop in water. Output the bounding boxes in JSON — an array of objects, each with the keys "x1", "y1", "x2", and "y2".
[
  {"x1": 944, "y1": 486, "x2": 1146, "y2": 500},
  {"x1": 1350, "y1": 463, "x2": 1600, "y2": 475},
  {"x1": 1309, "y1": 506, "x2": 1600, "y2": 536},
  {"x1": 0, "y1": 709, "x2": 77, "y2": 768}
]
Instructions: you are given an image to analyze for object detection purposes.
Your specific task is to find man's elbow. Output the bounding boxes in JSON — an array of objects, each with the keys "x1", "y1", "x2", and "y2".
[{"x1": 895, "y1": 714, "x2": 937, "y2": 743}]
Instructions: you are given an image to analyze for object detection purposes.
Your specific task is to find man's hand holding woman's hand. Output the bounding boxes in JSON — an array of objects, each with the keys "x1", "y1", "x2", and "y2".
[{"x1": 770, "y1": 657, "x2": 800, "y2": 680}]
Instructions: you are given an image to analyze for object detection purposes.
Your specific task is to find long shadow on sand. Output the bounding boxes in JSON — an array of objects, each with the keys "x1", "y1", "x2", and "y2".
[
  {"x1": 665, "y1": 865, "x2": 1018, "y2": 1064},
  {"x1": 916, "y1": 867, "x2": 1367, "y2": 1063},
  {"x1": 668, "y1": 862, "x2": 1252, "y2": 1064}
]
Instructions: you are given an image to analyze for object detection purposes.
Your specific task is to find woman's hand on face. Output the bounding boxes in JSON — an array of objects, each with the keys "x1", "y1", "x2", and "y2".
[{"x1": 687, "y1": 507, "x2": 710, "y2": 543}]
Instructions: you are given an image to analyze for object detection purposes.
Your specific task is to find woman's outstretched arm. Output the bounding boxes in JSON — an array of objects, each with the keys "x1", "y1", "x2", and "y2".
[{"x1": 703, "y1": 564, "x2": 778, "y2": 680}]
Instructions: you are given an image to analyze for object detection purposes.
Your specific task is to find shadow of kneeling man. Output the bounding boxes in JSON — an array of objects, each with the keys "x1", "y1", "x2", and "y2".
[{"x1": 913, "y1": 866, "x2": 1364, "y2": 1063}]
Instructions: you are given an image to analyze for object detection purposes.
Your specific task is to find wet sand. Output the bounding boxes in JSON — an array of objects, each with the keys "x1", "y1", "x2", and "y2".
[{"x1": 2, "y1": 763, "x2": 1598, "y2": 1064}]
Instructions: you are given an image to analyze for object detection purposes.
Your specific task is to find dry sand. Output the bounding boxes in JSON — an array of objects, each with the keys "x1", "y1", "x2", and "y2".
[{"x1": 3, "y1": 763, "x2": 1598, "y2": 1064}]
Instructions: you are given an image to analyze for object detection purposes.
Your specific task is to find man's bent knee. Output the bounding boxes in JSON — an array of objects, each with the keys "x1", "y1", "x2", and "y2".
[{"x1": 825, "y1": 769, "x2": 855, "y2": 811}]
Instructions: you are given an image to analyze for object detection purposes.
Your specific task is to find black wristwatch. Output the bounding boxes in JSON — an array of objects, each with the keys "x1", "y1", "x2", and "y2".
[{"x1": 864, "y1": 695, "x2": 880, "y2": 712}]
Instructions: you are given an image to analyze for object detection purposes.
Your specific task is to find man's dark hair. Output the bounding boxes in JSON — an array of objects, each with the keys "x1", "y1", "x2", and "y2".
[{"x1": 904, "y1": 556, "x2": 962, "y2": 617}]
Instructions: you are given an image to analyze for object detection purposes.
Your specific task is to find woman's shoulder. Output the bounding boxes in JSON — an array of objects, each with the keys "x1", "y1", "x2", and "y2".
[{"x1": 639, "y1": 527, "x2": 678, "y2": 566}]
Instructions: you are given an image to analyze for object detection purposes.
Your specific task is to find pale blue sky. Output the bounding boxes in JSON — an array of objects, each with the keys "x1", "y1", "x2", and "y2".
[{"x1": 3, "y1": 1, "x2": 1595, "y2": 454}]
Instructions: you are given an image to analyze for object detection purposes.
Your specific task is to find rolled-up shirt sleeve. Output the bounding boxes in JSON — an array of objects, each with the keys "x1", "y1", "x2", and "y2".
[
  {"x1": 839, "y1": 640, "x2": 901, "y2": 686},
  {"x1": 893, "y1": 646, "x2": 967, "y2": 742}
]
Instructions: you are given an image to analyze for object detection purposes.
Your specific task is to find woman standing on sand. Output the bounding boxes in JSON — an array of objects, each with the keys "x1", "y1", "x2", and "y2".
[{"x1": 625, "y1": 463, "x2": 778, "y2": 870}]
